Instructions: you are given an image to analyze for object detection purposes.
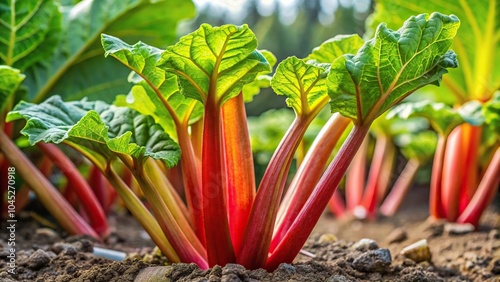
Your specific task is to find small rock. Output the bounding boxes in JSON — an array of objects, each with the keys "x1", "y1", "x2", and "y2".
[
  {"x1": 387, "y1": 228, "x2": 408, "y2": 244},
  {"x1": 351, "y1": 238, "x2": 379, "y2": 252},
  {"x1": 400, "y1": 239, "x2": 432, "y2": 263},
  {"x1": 352, "y1": 248, "x2": 392, "y2": 272},
  {"x1": 327, "y1": 274, "x2": 354, "y2": 282},
  {"x1": 222, "y1": 263, "x2": 246, "y2": 276},
  {"x1": 319, "y1": 233, "x2": 337, "y2": 243},
  {"x1": 277, "y1": 263, "x2": 296, "y2": 275},
  {"x1": 52, "y1": 242, "x2": 75, "y2": 254},
  {"x1": 26, "y1": 249, "x2": 51, "y2": 270},
  {"x1": 35, "y1": 228, "x2": 60, "y2": 240},
  {"x1": 444, "y1": 223, "x2": 475, "y2": 235}
]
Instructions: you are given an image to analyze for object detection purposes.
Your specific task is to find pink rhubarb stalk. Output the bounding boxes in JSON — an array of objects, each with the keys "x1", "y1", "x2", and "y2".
[
  {"x1": 345, "y1": 135, "x2": 369, "y2": 210},
  {"x1": 272, "y1": 113, "x2": 350, "y2": 251},
  {"x1": 429, "y1": 135, "x2": 447, "y2": 219},
  {"x1": 456, "y1": 146, "x2": 500, "y2": 227},
  {"x1": 380, "y1": 158, "x2": 420, "y2": 216},
  {"x1": 222, "y1": 93, "x2": 256, "y2": 255},
  {"x1": 266, "y1": 125, "x2": 370, "y2": 270},
  {"x1": 0, "y1": 131, "x2": 98, "y2": 237},
  {"x1": 37, "y1": 143, "x2": 110, "y2": 237},
  {"x1": 238, "y1": 116, "x2": 312, "y2": 269}
]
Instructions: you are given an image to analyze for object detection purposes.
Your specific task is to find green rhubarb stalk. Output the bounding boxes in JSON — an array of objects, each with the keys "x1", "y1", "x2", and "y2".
[
  {"x1": 272, "y1": 113, "x2": 350, "y2": 251},
  {"x1": 0, "y1": 131, "x2": 98, "y2": 237},
  {"x1": 222, "y1": 93, "x2": 256, "y2": 255},
  {"x1": 37, "y1": 143, "x2": 110, "y2": 236}
]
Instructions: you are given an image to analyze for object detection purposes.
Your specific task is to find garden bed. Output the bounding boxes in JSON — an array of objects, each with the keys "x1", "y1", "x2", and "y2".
[{"x1": 1, "y1": 188, "x2": 498, "y2": 281}]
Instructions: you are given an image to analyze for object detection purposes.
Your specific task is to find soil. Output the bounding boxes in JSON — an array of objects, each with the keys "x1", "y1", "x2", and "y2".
[{"x1": 0, "y1": 186, "x2": 499, "y2": 282}]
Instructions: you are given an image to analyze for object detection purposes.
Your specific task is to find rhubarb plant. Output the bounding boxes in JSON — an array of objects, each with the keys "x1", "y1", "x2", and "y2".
[
  {"x1": 8, "y1": 13, "x2": 459, "y2": 270},
  {"x1": 369, "y1": 0, "x2": 500, "y2": 227}
]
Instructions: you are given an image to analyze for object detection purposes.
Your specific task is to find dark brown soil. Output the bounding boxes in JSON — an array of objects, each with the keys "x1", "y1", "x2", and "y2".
[{"x1": 1, "y1": 188, "x2": 499, "y2": 281}]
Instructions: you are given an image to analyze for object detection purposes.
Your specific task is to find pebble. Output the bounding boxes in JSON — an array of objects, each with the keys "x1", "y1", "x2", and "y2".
[
  {"x1": 352, "y1": 248, "x2": 392, "y2": 272},
  {"x1": 387, "y1": 228, "x2": 408, "y2": 244},
  {"x1": 35, "y1": 228, "x2": 60, "y2": 240},
  {"x1": 400, "y1": 239, "x2": 432, "y2": 263},
  {"x1": 26, "y1": 249, "x2": 51, "y2": 270},
  {"x1": 351, "y1": 238, "x2": 379, "y2": 252},
  {"x1": 319, "y1": 233, "x2": 338, "y2": 243},
  {"x1": 444, "y1": 223, "x2": 475, "y2": 235}
]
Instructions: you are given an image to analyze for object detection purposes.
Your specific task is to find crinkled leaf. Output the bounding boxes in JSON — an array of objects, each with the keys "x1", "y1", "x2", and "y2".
[
  {"x1": 242, "y1": 50, "x2": 276, "y2": 102},
  {"x1": 0, "y1": 0, "x2": 61, "y2": 70},
  {"x1": 387, "y1": 101, "x2": 463, "y2": 136},
  {"x1": 457, "y1": 100, "x2": 485, "y2": 126},
  {"x1": 372, "y1": 111, "x2": 429, "y2": 136},
  {"x1": 328, "y1": 13, "x2": 459, "y2": 125},
  {"x1": 158, "y1": 24, "x2": 271, "y2": 105},
  {"x1": 368, "y1": 0, "x2": 499, "y2": 101},
  {"x1": 306, "y1": 34, "x2": 364, "y2": 63},
  {"x1": 271, "y1": 56, "x2": 329, "y2": 116},
  {"x1": 23, "y1": 0, "x2": 195, "y2": 103},
  {"x1": 395, "y1": 131, "x2": 437, "y2": 163},
  {"x1": 0, "y1": 66, "x2": 25, "y2": 112},
  {"x1": 6, "y1": 96, "x2": 180, "y2": 166},
  {"x1": 483, "y1": 92, "x2": 500, "y2": 135},
  {"x1": 102, "y1": 34, "x2": 203, "y2": 138}
]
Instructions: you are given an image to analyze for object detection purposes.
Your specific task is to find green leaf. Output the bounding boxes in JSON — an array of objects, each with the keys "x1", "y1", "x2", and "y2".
[
  {"x1": 328, "y1": 13, "x2": 459, "y2": 125},
  {"x1": 0, "y1": 66, "x2": 25, "y2": 112},
  {"x1": 0, "y1": 0, "x2": 61, "y2": 70},
  {"x1": 387, "y1": 101, "x2": 463, "y2": 136},
  {"x1": 271, "y1": 56, "x2": 329, "y2": 116},
  {"x1": 103, "y1": 34, "x2": 203, "y2": 138},
  {"x1": 7, "y1": 96, "x2": 180, "y2": 166},
  {"x1": 483, "y1": 92, "x2": 500, "y2": 135},
  {"x1": 306, "y1": 34, "x2": 364, "y2": 63},
  {"x1": 367, "y1": 0, "x2": 499, "y2": 102},
  {"x1": 395, "y1": 130, "x2": 437, "y2": 163},
  {"x1": 23, "y1": 0, "x2": 195, "y2": 103},
  {"x1": 457, "y1": 100, "x2": 485, "y2": 126},
  {"x1": 242, "y1": 50, "x2": 276, "y2": 102},
  {"x1": 158, "y1": 24, "x2": 271, "y2": 105}
]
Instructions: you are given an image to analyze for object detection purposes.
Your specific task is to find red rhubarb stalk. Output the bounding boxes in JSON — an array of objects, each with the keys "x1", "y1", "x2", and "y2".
[
  {"x1": 327, "y1": 190, "x2": 346, "y2": 217},
  {"x1": 441, "y1": 125, "x2": 466, "y2": 221},
  {"x1": 457, "y1": 147, "x2": 500, "y2": 227},
  {"x1": 266, "y1": 125, "x2": 370, "y2": 270},
  {"x1": 238, "y1": 116, "x2": 312, "y2": 269},
  {"x1": 430, "y1": 134, "x2": 447, "y2": 219},
  {"x1": 89, "y1": 165, "x2": 110, "y2": 214},
  {"x1": 272, "y1": 113, "x2": 350, "y2": 251},
  {"x1": 222, "y1": 93, "x2": 256, "y2": 255},
  {"x1": 380, "y1": 158, "x2": 420, "y2": 216},
  {"x1": 202, "y1": 97, "x2": 235, "y2": 266},
  {"x1": 0, "y1": 131, "x2": 98, "y2": 237},
  {"x1": 458, "y1": 124, "x2": 481, "y2": 213},
  {"x1": 37, "y1": 143, "x2": 110, "y2": 237},
  {"x1": 345, "y1": 135, "x2": 369, "y2": 210}
]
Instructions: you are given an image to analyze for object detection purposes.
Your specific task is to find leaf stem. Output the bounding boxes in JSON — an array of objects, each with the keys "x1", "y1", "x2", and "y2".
[{"x1": 429, "y1": 134, "x2": 447, "y2": 219}]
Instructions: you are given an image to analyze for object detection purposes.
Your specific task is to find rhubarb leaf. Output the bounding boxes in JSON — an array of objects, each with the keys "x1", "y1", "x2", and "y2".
[
  {"x1": 242, "y1": 50, "x2": 276, "y2": 102},
  {"x1": 483, "y1": 92, "x2": 500, "y2": 135},
  {"x1": 102, "y1": 34, "x2": 203, "y2": 138},
  {"x1": 457, "y1": 100, "x2": 485, "y2": 126},
  {"x1": 328, "y1": 13, "x2": 459, "y2": 125},
  {"x1": 7, "y1": 96, "x2": 180, "y2": 166},
  {"x1": 0, "y1": 0, "x2": 61, "y2": 70},
  {"x1": 387, "y1": 101, "x2": 463, "y2": 136},
  {"x1": 0, "y1": 66, "x2": 25, "y2": 112},
  {"x1": 158, "y1": 24, "x2": 271, "y2": 105},
  {"x1": 306, "y1": 34, "x2": 364, "y2": 63},
  {"x1": 368, "y1": 0, "x2": 499, "y2": 101},
  {"x1": 271, "y1": 56, "x2": 329, "y2": 116},
  {"x1": 23, "y1": 0, "x2": 195, "y2": 103}
]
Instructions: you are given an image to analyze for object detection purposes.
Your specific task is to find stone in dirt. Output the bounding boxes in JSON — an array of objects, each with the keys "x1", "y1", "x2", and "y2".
[
  {"x1": 25, "y1": 249, "x2": 52, "y2": 270},
  {"x1": 352, "y1": 248, "x2": 392, "y2": 272},
  {"x1": 350, "y1": 238, "x2": 379, "y2": 252},
  {"x1": 400, "y1": 239, "x2": 432, "y2": 263}
]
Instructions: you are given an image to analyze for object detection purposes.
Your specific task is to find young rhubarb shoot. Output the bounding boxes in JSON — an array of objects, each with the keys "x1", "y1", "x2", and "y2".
[
  {"x1": 157, "y1": 24, "x2": 270, "y2": 266},
  {"x1": 267, "y1": 13, "x2": 459, "y2": 270}
]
